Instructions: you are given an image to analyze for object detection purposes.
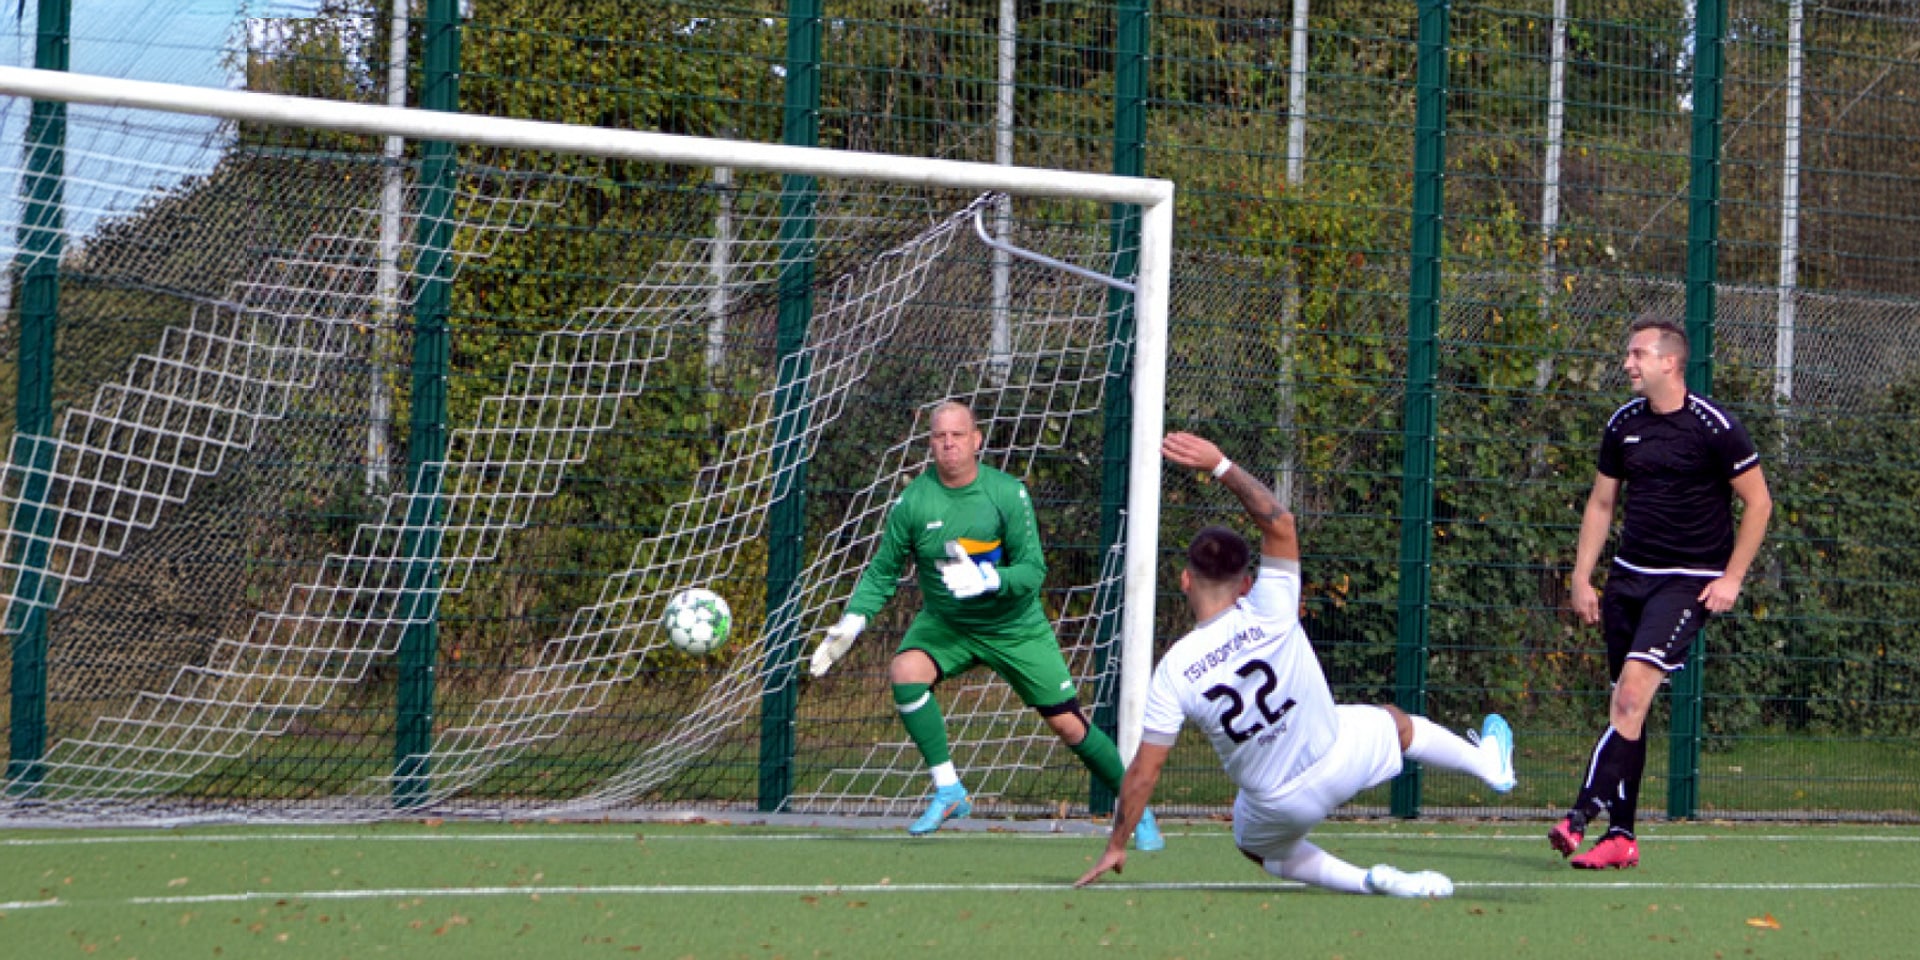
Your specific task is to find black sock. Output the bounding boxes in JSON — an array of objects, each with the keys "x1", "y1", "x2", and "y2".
[
  {"x1": 1572, "y1": 726, "x2": 1647, "y2": 829},
  {"x1": 1570, "y1": 726, "x2": 1624, "y2": 827},
  {"x1": 1610, "y1": 731, "x2": 1647, "y2": 838}
]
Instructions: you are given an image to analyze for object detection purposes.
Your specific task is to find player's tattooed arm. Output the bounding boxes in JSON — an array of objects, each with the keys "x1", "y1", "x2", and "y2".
[
  {"x1": 1215, "y1": 462, "x2": 1298, "y2": 560},
  {"x1": 1161, "y1": 431, "x2": 1299, "y2": 561},
  {"x1": 1218, "y1": 465, "x2": 1286, "y2": 524}
]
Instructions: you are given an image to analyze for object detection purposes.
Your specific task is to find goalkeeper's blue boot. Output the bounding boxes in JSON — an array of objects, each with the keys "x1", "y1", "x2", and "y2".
[
  {"x1": 1133, "y1": 809, "x2": 1166, "y2": 852},
  {"x1": 909, "y1": 784, "x2": 971, "y2": 836}
]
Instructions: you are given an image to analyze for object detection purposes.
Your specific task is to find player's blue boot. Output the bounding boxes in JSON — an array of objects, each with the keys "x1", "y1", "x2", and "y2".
[
  {"x1": 909, "y1": 783, "x2": 971, "y2": 836},
  {"x1": 1133, "y1": 809, "x2": 1166, "y2": 852},
  {"x1": 1480, "y1": 713, "x2": 1517, "y2": 794}
]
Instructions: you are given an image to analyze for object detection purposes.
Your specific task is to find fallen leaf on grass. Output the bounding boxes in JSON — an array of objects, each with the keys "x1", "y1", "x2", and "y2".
[
  {"x1": 1745, "y1": 913, "x2": 1781, "y2": 930},
  {"x1": 168, "y1": 877, "x2": 190, "y2": 887}
]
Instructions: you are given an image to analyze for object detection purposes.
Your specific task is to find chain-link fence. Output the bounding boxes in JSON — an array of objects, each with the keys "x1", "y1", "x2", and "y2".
[{"x1": 3, "y1": 0, "x2": 1916, "y2": 821}]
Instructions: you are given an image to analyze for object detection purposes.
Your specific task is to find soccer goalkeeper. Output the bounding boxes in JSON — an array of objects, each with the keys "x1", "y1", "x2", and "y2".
[{"x1": 810, "y1": 400, "x2": 1163, "y2": 849}]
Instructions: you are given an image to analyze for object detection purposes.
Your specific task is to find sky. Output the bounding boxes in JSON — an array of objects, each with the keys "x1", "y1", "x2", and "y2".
[
  {"x1": 3, "y1": 0, "x2": 320, "y2": 79},
  {"x1": 1, "y1": 1, "x2": 322, "y2": 248}
]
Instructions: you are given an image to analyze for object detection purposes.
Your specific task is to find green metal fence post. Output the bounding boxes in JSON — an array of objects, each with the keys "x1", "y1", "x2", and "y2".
[
  {"x1": 1089, "y1": 0, "x2": 1150, "y2": 818},
  {"x1": 393, "y1": 0, "x2": 460, "y2": 809},
  {"x1": 1671, "y1": 0, "x2": 1729, "y2": 822},
  {"x1": 1392, "y1": 0, "x2": 1453, "y2": 818},
  {"x1": 758, "y1": 0, "x2": 824, "y2": 813},
  {"x1": 4, "y1": 0, "x2": 71, "y2": 795}
]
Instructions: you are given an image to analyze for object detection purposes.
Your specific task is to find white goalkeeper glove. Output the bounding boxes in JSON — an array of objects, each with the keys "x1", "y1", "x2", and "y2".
[
  {"x1": 809, "y1": 613, "x2": 867, "y2": 678},
  {"x1": 938, "y1": 540, "x2": 1001, "y2": 599}
]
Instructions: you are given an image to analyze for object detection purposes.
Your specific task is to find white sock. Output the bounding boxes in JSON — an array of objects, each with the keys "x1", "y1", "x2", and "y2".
[
  {"x1": 929, "y1": 762, "x2": 960, "y2": 789},
  {"x1": 1403, "y1": 715, "x2": 1494, "y2": 783},
  {"x1": 1267, "y1": 841, "x2": 1368, "y2": 894}
]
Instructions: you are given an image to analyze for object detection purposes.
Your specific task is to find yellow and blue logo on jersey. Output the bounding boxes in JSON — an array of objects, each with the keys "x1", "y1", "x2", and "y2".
[{"x1": 952, "y1": 537, "x2": 1004, "y2": 565}]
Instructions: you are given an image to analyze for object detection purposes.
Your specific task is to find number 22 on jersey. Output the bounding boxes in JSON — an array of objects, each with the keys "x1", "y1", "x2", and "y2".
[{"x1": 1203, "y1": 656, "x2": 1297, "y2": 744}]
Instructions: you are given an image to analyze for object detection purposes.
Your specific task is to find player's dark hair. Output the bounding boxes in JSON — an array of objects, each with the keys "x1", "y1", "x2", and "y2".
[
  {"x1": 1186, "y1": 525, "x2": 1251, "y2": 583},
  {"x1": 1628, "y1": 314, "x2": 1689, "y2": 362}
]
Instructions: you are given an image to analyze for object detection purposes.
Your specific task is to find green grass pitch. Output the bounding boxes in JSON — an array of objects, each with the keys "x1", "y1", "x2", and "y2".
[{"x1": 2, "y1": 818, "x2": 1917, "y2": 959}]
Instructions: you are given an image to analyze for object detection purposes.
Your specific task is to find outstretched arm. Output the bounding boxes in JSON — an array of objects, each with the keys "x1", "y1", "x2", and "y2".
[
  {"x1": 812, "y1": 496, "x2": 910, "y2": 677},
  {"x1": 1161, "y1": 431, "x2": 1297, "y2": 561},
  {"x1": 1074, "y1": 741, "x2": 1170, "y2": 888},
  {"x1": 844, "y1": 497, "x2": 913, "y2": 618}
]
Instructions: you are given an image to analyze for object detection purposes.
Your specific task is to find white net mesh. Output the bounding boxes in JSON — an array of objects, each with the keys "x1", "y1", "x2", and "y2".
[{"x1": 0, "y1": 93, "x2": 1154, "y2": 823}]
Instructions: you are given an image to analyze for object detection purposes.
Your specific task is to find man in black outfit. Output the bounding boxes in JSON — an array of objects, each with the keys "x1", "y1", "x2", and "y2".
[{"x1": 1552, "y1": 315, "x2": 1772, "y2": 869}]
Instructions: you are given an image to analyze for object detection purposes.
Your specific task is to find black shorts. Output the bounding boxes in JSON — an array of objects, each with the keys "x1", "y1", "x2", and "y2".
[{"x1": 1601, "y1": 567, "x2": 1713, "y2": 681}]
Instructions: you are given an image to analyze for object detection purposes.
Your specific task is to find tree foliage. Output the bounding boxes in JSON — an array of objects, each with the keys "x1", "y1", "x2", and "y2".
[{"x1": 22, "y1": 1, "x2": 1919, "y2": 743}]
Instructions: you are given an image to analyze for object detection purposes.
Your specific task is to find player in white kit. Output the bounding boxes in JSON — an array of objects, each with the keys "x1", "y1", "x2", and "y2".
[{"x1": 1074, "y1": 431, "x2": 1518, "y2": 898}]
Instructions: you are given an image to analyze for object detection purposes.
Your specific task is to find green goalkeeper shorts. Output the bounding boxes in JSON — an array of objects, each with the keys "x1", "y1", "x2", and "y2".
[{"x1": 897, "y1": 610, "x2": 1079, "y2": 709}]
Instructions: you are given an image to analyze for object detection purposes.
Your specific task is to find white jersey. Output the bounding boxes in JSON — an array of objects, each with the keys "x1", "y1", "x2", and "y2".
[{"x1": 1140, "y1": 556, "x2": 1339, "y2": 802}]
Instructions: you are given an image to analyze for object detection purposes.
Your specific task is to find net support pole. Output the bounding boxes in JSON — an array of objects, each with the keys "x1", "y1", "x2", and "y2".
[
  {"x1": 1275, "y1": 0, "x2": 1309, "y2": 511},
  {"x1": 758, "y1": 0, "x2": 824, "y2": 814},
  {"x1": 369, "y1": 0, "x2": 409, "y2": 494},
  {"x1": 4, "y1": 0, "x2": 70, "y2": 795},
  {"x1": 1539, "y1": 0, "x2": 1566, "y2": 307},
  {"x1": 1537, "y1": 0, "x2": 1566, "y2": 370},
  {"x1": 393, "y1": 0, "x2": 461, "y2": 810},
  {"x1": 1391, "y1": 0, "x2": 1452, "y2": 819},
  {"x1": 1671, "y1": 0, "x2": 1729, "y2": 823},
  {"x1": 1774, "y1": 0, "x2": 1805, "y2": 415},
  {"x1": 988, "y1": 0, "x2": 1016, "y2": 387},
  {"x1": 706, "y1": 164, "x2": 732, "y2": 373},
  {"x1": 1094, "y1": 0, "x2": 1151, "y2": 818},
  {"x1": 1524, "y1": 0, "x2": 1568, "y2": 481}
]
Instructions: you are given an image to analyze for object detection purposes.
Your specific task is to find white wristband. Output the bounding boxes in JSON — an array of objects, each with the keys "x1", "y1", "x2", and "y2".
[{"x1": 1211, "y1": 458, "x2": 1234, "y2": 479}]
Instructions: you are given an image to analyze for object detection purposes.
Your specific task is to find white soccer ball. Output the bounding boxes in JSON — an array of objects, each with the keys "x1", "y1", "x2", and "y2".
[{"x1": 663, "y1": 587, "x2": 732, "y2": 655}]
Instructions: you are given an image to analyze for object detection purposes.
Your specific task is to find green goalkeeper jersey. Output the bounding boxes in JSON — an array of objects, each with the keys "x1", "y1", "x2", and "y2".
[{"x1": 845, "y1": 463, "x2": 1050, "y2": 635}]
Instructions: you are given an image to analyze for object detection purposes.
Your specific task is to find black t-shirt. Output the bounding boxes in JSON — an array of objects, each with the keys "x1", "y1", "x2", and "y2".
[{"x1": 1597, "y1": 393, "x2": 1760, "y2": 575}]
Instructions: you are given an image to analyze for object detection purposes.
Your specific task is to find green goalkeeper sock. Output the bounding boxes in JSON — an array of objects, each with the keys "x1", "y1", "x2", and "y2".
[
  {"x1": 893, "y1": 682, "x2": 952, "y2": 768},
  {"x1": 1068, "y1": 722, "x2": 1127, "y2": 794}
]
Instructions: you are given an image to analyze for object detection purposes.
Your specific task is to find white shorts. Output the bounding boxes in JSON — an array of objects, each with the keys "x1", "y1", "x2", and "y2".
[{"x1": 1232, "y1": 704, "x2": 1404, "y2": 862}]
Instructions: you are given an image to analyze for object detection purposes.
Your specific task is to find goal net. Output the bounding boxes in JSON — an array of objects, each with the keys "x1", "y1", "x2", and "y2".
[{"x1": 0, "y1": 68, "x2": 1171, "y2": 823}]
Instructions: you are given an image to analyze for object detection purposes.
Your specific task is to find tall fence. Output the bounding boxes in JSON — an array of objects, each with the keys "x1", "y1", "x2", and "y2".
[{"x1": 2, "y1": 0, "x2": 1916, "y2": 821}]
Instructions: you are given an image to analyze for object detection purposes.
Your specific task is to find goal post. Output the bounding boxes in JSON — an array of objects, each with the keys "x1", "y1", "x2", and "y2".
[{"x1": 0, "y1": 66, "x2": 1172, "y2": 822}]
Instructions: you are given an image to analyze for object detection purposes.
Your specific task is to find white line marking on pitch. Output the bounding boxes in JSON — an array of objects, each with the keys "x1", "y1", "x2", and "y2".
[
  {"x1": 0, "y1": 899, "x2": 63, "y2": 910},
  {"x1": 0, "y1": 876, "x2": 1910, "y2": 912},
  {"x1": 105, "y1": 878, "x2": 1920, "y2": 907},
  {"x1": 4, "y1": 829, "x2": 1918, "y2": 851}
]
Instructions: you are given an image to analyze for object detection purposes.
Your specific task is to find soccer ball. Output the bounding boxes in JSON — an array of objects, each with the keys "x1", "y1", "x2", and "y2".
[{"x1": 663, "y1": 587, "x2": 732, "y2": 655}]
